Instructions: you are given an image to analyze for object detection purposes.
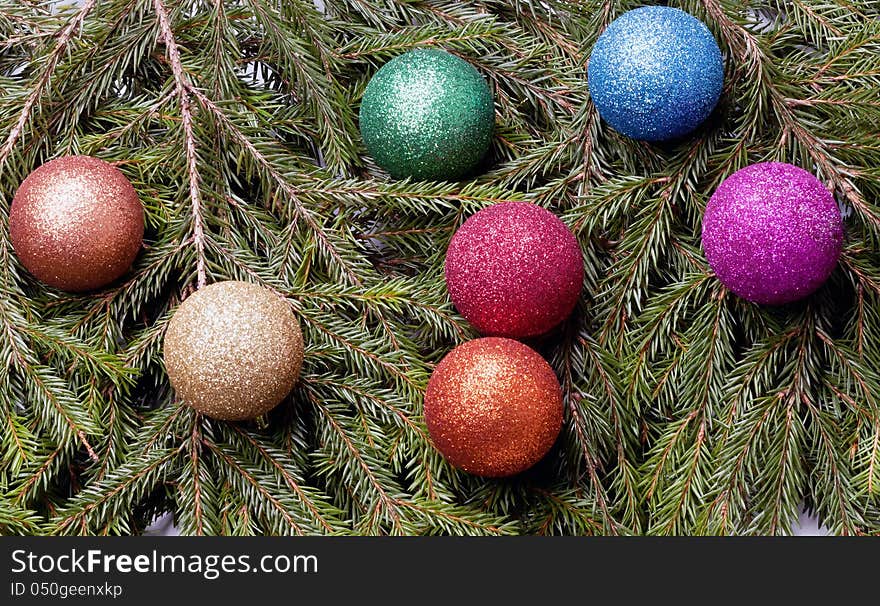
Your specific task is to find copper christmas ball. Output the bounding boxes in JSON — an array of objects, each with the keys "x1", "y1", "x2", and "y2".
[
  {"x1": 424, "y1": 337, "x2": 563, "y2": 477},
  {"x1": 444, "y1": 202, "x2": 583, "y2": 338},
  {"x1": 9, "y1": 155, "x2": 144, "y2": 291},
  {"x1": 163, "y1": 281, "x2": 304, "y2": 421}
]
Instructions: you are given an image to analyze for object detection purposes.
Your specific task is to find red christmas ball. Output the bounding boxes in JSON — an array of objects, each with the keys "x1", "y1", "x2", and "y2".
[
  {"x1": 444, "y1": 202, "x2": 583, "y2": 337},
  {"x1": 9, "y1": 155, "x2": 144, "y2": 291},
  {"x1": 424, "y1": 337, "x2": 563, "y2": 477}
]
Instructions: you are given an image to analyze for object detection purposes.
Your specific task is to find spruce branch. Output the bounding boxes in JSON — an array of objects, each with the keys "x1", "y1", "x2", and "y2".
[
  {"x1": 0, "y1": 0, "x2": 96, "y2": 167},
  {"x1": 152, "y1": 0, "x2": 208, "y2": 289},
  {"x1": 311, "y1": 397, "x2": 405, "y2": 534},
  {"x1": 556, "y1": 331, "x2": 622, "y2": 535},
  {"x1": 189, "y1": 87, "x2": 364, "y2": 286},
  {"x1": 51, "y1": 446, "x2": 181, "y2": 535},
  {"x1": 2, "y1": 0, "x2": 878, "y2": 536},
  {"x1": 181, "y1": 413, "x2": 211, "y2": 535},
  {"x1": 227, "y1": 425, "x2": 343, "y2": 533},
  {"x1": 700, "y1": 0, "x2": 880, "y2": 232},
  {"x1": 204, "y1": 438, "x2": 312, "y2": 535},
  {"x1": 0, "y1": 498, "x2": 41, "y2": 534},
  {"x1": 9, "y1": 444, "x2": 65, "y2": 507}
]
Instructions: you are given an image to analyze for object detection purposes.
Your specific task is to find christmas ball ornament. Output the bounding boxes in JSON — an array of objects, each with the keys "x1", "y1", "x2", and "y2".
[
  {"x1": 424, "y1": 337, "x2": 563, "y2": 477},
  {"x1": 702, "y1": 162, "x2": 844, "y2": 305},
  {"x1": 587, "y1": 6, "x2": 724, "y2": 141},
  {"x1": 359, "y1": 47, "x2": 494, "y2": 181},
  {"x1": 9, "y1": 155, "x2": 144, "y2": 291},
  {"x1": 444, "y1": 202, "x2": 583, "y2": 337},
  {"x1": 163, "y1": 281, "x2": 304, "y2": 421}
]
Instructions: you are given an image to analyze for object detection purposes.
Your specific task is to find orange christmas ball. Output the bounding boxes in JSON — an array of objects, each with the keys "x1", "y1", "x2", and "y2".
[
  {"x1": 424, "y1": 337, "x2": 563, "y2": 477},
  {"x1": 9, "y1": 155, "x2": 144, "y2": 291}
]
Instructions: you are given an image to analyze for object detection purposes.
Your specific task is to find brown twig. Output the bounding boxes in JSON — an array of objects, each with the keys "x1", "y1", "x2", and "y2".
[{"x1": 153, "y1": 0, "x2": 208, "y2": 289}]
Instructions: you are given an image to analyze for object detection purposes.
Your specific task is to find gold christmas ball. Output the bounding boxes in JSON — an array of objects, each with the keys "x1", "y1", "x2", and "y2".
[
  {"x1": 424, "y1": 337, "x2": 563, "y2": 477},
  {"x1": 9, "y1": 155, "x2": 144, "y2": 291},
  {"x1": 163, "y1": 281, "x2": 304, "y2": 421}
]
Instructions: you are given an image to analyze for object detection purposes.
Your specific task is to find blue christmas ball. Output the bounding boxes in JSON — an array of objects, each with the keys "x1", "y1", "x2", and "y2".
[{"x1": 587, "y1": 6, "x2": 724, "y2": 141}]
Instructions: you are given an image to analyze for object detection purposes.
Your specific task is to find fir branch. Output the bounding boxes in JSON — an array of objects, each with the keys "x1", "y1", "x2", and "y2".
[
  {"x1": 306, "y1": 376, "x2": 426, "y2": 440},
  {"x1": 580, "y1": 334, "x2": 642, "y2": 531},
  {"x1": 23, "y1": 364, "x2": 99, "y2": 462},
  {"x1": 182, "y1": 413, "x2": 212, "y2": 535},
  {"x1": 0, "y1": 497, "x2": 41, "y2": 535},
  {"x1": 527, "y1": 488, "x2": 605, "y2": 536}
]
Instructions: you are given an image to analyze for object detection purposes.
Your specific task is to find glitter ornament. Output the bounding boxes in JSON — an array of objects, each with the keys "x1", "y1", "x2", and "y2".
[
  {"x1": 359, "y1": 48, "x2": 494, "y2": 181},
  {"x1": 587, "y1": 6, "x2": 724, "y2": 141},
  {"x1": 424, "y1": 338, "x2": 563, "y2": 477},
  {"x1": 702, "y1": 162, "x2": 844, "y2": 305},
  {"x1": 164, "y1": 281, "x2": 304, "y2": 421},
  {"x1": 444, "y1": 202, "x2": 583, "y2": 338},
  {"x1": 9, "y1": 155, "x2": 144, "y2": 291}
]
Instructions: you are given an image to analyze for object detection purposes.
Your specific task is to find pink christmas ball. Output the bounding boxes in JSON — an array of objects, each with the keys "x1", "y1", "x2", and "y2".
[
  {"x1": 701, "y1": 162, "x2": 843, "y2": 305},
  {"x1": 444, "y1": 202, "x2": 583, "y2": 337}
]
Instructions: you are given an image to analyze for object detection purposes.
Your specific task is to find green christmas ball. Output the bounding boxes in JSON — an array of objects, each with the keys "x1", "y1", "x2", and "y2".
[{"x1": 359, "y1": 48, "x2": 495, "y2": 181}]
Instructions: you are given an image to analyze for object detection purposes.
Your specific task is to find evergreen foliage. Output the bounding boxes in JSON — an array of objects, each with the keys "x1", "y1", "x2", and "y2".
[{"x1": 0, "y1": 0, "x2": 878, "y2": 535}]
